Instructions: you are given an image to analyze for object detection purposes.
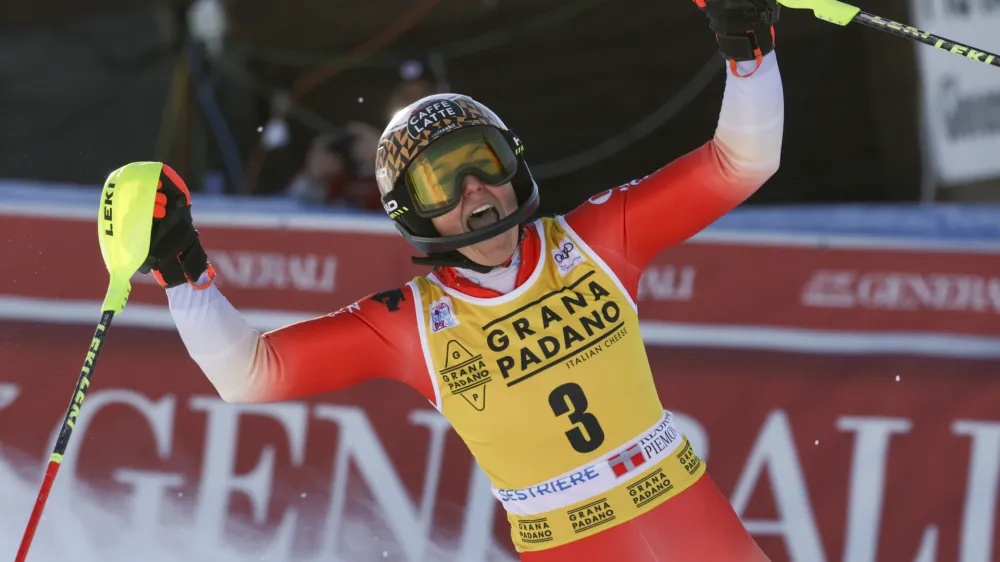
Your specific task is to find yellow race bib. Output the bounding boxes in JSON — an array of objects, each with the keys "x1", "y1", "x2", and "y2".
[{"x1": 409, "y1": 217, "x2": 704, "y2": 551}]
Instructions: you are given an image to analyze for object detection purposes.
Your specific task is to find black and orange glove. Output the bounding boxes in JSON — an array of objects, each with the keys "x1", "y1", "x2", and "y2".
[
  {"x1": 138, "y1": 164, "x2": 214, "y2": 289},
  {"x1": 693, "y1": 0, "x2": 780, "y2": 77}
]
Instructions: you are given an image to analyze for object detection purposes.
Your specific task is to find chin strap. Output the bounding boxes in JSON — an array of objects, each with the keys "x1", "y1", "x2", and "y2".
[{"x1": 411, "y1": 226, "x2": 525, "y2": 274}]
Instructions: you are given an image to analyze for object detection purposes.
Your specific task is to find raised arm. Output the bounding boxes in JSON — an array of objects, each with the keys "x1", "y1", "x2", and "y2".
[
  {"x1": 565, "y1": 51, "x2": 784, "y2": 291},
  {"x1": 143, "y1": 164, "x2": 431, "y2": 405},
  {"x1": 165, "y1": 278, "x2": 428, "y2": 404}
]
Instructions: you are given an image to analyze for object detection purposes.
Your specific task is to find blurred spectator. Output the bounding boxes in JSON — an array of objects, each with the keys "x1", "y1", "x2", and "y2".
[
  {"x1": 284, "y1": 122, "x2": 382, "y2": 210},
  {"x1": 285, "y1": 59, "x2": 441, "y2": 210}
]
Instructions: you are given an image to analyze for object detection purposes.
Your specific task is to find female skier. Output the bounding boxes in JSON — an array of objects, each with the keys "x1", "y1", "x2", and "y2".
[{"x1": 145, "y1": 0, "x2": 782, "y2": 558}]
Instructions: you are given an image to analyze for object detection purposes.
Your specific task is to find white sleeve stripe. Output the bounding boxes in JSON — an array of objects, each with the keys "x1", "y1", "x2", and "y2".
[
  {"x1": 408, "y1": 281, "x2": 442, "y2": 411},
  {"x1": 715, "y1": 51, "x2": 784, "y2": 177},
  {"x1": 165, "y1": 281, "x2": 262, "y2": 403}
]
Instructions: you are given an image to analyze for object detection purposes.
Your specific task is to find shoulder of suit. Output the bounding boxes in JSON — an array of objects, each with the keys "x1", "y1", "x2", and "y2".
[{"x1": 330, "y1": 284, "x2": 418, "y2": 320}]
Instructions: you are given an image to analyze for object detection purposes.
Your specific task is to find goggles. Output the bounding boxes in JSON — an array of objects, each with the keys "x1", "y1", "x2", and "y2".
[{"x1": 404, "y1": 127, "x2": 518, "y2": 218}]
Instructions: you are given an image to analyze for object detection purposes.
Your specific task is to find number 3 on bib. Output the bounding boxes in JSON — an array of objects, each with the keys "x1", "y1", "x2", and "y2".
[{"x1": 549, "y1": 382, "x2": 605, "y2": 453}]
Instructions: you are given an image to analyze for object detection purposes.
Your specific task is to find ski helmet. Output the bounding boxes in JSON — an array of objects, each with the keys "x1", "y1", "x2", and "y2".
[{"x1": 375, "y1": 93, "x2": 540, "y2": 268}]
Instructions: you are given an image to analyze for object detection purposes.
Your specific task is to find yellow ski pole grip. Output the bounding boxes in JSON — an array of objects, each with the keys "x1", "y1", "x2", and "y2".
[
  {"x1": 777, "y1": 0, "x2": 860, "y2": 26},
  {"x1": 97, "y1": 161, "x2": 161, "y2": 313}
]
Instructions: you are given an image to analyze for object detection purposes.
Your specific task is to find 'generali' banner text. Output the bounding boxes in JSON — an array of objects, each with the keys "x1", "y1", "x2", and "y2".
[
  {"x1": 2, "y1": 215, "x2": 998, "y2": 339},
  {"x1": 2, "y1": 198, "x2": 999, "y2": 561},
  {"x1": 1, "y1": 325, "x2": 998, "y2": 561}
]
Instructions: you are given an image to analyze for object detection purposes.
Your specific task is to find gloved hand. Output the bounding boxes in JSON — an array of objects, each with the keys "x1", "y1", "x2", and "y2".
[
  {"x1": 693, "y1": 0, "x2": 780, "y2": 77},
  {"x1": 138, "y1": 164, "x2": 214, "y2": 288}
]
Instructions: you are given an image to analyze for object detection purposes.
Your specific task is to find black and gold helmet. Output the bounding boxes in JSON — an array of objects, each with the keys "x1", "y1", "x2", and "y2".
[{"x1": 375, "y1": 94, "x2": 539, "y2": 267}]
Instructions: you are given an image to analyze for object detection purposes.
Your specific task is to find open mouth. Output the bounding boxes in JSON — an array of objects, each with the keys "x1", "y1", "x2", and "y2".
[{"x1": 466, "y1": 203, "x2": 501, "y2": 231}]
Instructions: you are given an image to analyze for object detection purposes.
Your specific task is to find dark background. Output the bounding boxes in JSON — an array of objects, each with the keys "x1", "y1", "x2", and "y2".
[{"x1": 0, "y1": 0, "x2": 944, "y2": 216}]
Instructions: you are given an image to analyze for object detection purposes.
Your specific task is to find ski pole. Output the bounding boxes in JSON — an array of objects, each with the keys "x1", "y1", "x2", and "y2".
[
  {"x1": 16, "y1": 162, "x2": 160, "y2": 562},
  {"x1": 777, "y1": 0, "x2": 1000, "y2": 69}
]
